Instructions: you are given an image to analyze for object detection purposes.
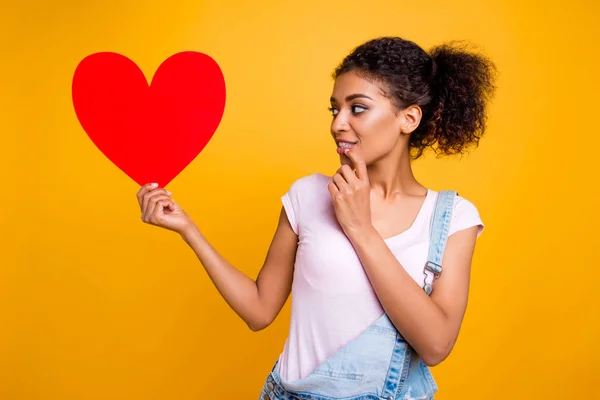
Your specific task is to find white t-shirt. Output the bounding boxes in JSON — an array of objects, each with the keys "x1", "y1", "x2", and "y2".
[{"x1": 277, "y1": 173, "x2": 484, "y2": 383}]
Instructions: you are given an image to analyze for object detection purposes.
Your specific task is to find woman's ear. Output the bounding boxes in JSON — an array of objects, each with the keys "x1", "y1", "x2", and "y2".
[{"x1": 399, "y1": 105, "x2": 422, "y2": 134}]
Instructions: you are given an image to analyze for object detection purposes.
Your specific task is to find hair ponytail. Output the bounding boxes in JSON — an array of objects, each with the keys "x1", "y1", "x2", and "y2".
[{"x1": 426, "y1": 42, "x2": 497, "y2": 158}]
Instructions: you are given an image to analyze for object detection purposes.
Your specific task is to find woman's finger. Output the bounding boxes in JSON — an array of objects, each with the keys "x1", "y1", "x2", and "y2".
[
  {"x1": 344, "y1": 150, "x2": 368, "y2": 182},
  {"x1": 338, "y1": 164, "x2": 358, "y2": 185},
  {"x1": 143, "y1": 188, "x2": 171, "y2": 218},
  {"x1": 332, "y1": 173, "x2": 347, "y2": 192},
  {"x1": 327, "y1": 182, "x2": 340, "y2": 199},
  {"x1": 137, "y1": 183, "x2": 158, "y2": 208},
  {"x1": 144, "y1": 194, "x2": 173, "y2": 223},
  {"x1": 149, "y1": 198, "x2": 175, "y2": 224}
]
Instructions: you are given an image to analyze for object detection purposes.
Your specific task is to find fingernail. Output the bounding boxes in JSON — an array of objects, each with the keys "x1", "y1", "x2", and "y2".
[
  {"x1": 166, "y1": 190, "x2": 172, "y2": 195},
  {"x1": 151, "y1": 183, "x2": 158, "y2": 187}
]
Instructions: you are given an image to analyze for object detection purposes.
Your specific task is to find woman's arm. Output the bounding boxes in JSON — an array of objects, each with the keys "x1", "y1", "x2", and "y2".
[
  {"x1": 181, "y1": 206, "x2": 298, "y2": 331},
  {"x1": 348, "y1": 225, "x2": 479, "y2": 366}
]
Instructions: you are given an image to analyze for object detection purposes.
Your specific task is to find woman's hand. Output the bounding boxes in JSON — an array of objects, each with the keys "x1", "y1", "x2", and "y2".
[
  {"x1": 328, "y1": 149, "x2": 374, "y2": 240},
  {"x1": 136, "y1": 183, "x2": 192, "y2": 235}
]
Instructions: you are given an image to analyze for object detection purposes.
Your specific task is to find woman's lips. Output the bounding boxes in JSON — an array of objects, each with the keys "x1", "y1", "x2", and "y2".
[{"x1": 336, "y1": 141, "x2": 357, "y2": 154}]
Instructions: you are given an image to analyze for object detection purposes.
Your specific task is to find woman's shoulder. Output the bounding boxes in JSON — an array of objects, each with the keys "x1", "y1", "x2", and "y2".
[
  {"x1": 280, "y1": 173, "x2": 332, "y2": 233},
  {"x1": 435, "y1": 190, "x2": 484, "y2": 237},
  {"x1": 285, "y1": 172, "x2": 331, "y2": 193},
  {"x1": 429, "y1": 189, "x2": 478, "y2": 211},
  {"x1": 453, "y1": 192, "x2": 480, "y2": 215}
]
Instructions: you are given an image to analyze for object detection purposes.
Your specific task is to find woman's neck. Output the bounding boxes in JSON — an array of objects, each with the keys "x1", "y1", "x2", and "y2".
[{"x1": 367, "y1": 149, "x2": 427, "y2": 201}]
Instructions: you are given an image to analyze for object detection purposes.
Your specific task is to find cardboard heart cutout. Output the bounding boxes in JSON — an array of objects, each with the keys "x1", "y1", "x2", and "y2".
[{"x1": 72, "y1": 51, "x2": 226, "y2": 188}]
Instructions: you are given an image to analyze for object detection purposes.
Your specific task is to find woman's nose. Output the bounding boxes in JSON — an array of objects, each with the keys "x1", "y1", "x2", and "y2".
[{"x1": 331, "y1": 113, "x2": 350, "y2": 134}]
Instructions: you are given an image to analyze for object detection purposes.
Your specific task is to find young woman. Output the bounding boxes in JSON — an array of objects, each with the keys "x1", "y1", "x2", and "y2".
[{"x1": 136, "y1": 36, "x2": 496, "y2": 399}]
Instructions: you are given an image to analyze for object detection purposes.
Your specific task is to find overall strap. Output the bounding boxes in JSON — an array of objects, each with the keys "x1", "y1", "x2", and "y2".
[{"x1": 423, "y1": 190, "x2": 457, "y2": 295}]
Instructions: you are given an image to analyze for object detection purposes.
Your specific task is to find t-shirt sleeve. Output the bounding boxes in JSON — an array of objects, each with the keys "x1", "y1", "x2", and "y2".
[
  {"x1": 281, "y1": 178, "x2": 303, "y2": 236},
  {"x1": 448, "y1": 196, "x2": 485, "y2": 238}
]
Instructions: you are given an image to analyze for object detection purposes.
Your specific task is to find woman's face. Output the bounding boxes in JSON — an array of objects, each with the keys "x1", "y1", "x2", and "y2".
[{"x1": 329, "y1": 71, "x2": 415, "y2": 167}]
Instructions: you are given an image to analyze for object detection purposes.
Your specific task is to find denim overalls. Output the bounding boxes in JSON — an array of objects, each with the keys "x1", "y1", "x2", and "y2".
[{"x1": 259, "y1": 191, "x2": 457, "y2": 400}]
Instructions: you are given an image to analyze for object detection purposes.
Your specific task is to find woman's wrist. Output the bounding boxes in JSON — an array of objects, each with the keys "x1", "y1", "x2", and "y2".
[
  {"x1": 179, "y1": 218, "x2": 199, "y2": 242},
  {"x1": 346, "y1": 224, "x2": 380, "y2": 247}
]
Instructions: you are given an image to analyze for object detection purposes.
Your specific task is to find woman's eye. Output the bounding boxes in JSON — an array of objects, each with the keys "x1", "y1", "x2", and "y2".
[
  {"x1": 328, "y1": 105, "x2": 366, "y2": 116},
  {"x1": 351, "y1": 105, "x2": 367, "y2": 114}
]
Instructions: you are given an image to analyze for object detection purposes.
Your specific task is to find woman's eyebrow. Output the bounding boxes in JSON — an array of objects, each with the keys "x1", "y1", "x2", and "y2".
[{"x1": 330, "y1": 93, "x2": 374, "y2": 103}]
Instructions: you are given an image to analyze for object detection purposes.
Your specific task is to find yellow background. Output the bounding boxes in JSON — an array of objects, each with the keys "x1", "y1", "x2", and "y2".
[{"x1": 2, "y1": 0, "x2": 598, "y2": 399}]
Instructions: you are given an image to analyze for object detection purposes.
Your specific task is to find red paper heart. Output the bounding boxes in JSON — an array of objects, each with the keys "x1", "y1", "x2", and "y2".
[{"x1": 72, "y1": 51, "x2": 226, "y2": 188}]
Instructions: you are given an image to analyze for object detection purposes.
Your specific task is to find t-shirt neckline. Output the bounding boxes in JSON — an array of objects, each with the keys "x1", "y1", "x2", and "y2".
[{"x1": 383, "y1": 189, "x2": 433, "y2": 242}]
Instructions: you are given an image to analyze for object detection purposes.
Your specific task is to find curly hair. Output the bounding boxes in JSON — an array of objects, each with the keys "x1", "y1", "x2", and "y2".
[{"x1": 332, "y1": 37, "x2": 497, "y2": 159}]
